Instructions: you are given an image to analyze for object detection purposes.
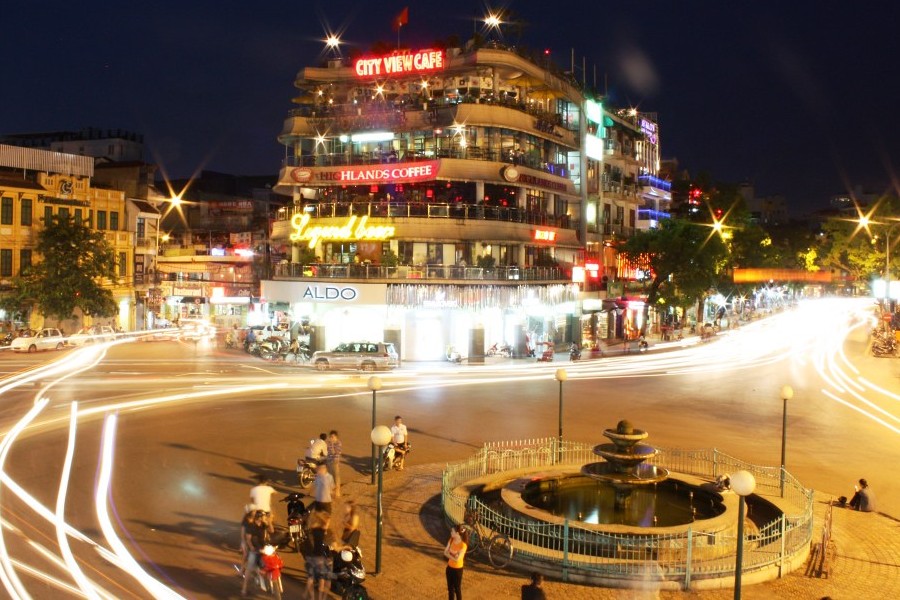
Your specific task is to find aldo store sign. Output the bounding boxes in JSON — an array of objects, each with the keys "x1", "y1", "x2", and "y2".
[{"x1": 302, "y1": 285, "x2": 359, "y2": 301}]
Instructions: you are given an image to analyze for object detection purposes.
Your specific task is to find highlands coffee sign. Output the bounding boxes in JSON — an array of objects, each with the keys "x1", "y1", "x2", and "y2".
[
  {"x1": 290, "y1": 161, "x2": 439, "y2": 185},
  {"x1": 354, "y1": 49, "x2": 445, "y2": 77}
]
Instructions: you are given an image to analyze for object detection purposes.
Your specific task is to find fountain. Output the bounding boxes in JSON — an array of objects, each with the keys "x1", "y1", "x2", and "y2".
[{"x1": 518, "y1": 419, "x2": 719, "y2": 526}]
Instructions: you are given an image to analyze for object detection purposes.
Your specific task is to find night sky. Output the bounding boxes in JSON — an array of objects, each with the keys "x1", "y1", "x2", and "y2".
[{"x1": 3, "y1": 1, "x2": 899, "y2": 214}]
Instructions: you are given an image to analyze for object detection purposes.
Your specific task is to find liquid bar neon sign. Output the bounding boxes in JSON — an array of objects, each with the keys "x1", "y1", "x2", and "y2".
[
  {"x1": 290, "y1": 214, "x2": 395, "y2": 249},
  {"x1": 354, "y1": 49, "x2": 445, "y2": 77}
]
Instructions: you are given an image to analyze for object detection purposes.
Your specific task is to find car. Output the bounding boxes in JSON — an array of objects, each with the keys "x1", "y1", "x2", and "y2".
[
  {"x1": 67, "y1": 325, "x2": 116, "y2": 346},
  {"x1": 10, "y1": 328, "x2": 66, "y2": 352},
  {"x1": 312, "y1": 342, "x2": 399, "y2": 372}
]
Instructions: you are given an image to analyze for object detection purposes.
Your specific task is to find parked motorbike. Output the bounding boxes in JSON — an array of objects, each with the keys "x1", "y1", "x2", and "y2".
[
  {"x1": 445, "y1": 346, "x2": 463, "y2": 363},
  {"x1": 383, "y1": 442, "x2": 410, "y2": 471},
  {"x1": 872, "y1": 333, "x2": 897, "y2": 357},
  {"x1": 224, "y1": 331, "x2": 237, "y2": 349},
  {"x1": 296, "y1": 457, "x2": 319, "y2": 488},
  {"x1": 331, "y1": 545, "x2": 368, "y2": 600},
  {"x1": 569, "y1": 343, "x2": 581, "y2": 362},
  {"x1": 279, "y1": 492, "x2": 309, "y2": 553},
  {"x1": 487, "y1": 342, "x2": 512, "y2": 357},
  {"x1": 0, "y1": 333, "x2": 14, "y2": 347},
  {"x1": 259, "y1": 336, "x2": 290, "y2": 361},
  {"x1": 537, "y1": 341, "x2": 555, "y2": 362},
  {"x1": 257, "y1": 545, "x2": 284, "y2": 599}
]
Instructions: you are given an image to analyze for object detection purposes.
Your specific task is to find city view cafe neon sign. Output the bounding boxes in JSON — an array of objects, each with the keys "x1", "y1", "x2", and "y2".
[
  {"x1": 290, "y1": 214, "x2": 395, "y2": 249},
  {"x1": 354, "y1": 48, "x2": 445, "y2": 77}
]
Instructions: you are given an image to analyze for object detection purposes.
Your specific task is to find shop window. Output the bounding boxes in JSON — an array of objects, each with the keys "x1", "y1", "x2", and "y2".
[
  {"x1": 398, "y1": 241, "x2": 414, "y2": 265},
  {"x1": 426, "y1": 243, "x2": 443, "y2": 264},
  {"x1": 59, "y1": 207, "x2": 70, "y2": 219}
]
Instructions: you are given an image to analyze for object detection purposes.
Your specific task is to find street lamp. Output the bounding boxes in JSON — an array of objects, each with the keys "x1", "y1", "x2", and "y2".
[
  {"x1": 858, "y1": 216, "x2": 900, "y2": 307},
  {"x1": 731, "y1": 470, "x2": 756, "y2": 600},
  {"x1": 368, "y1": 376, "x2": 383, "y2": 484},
  {"x1": 555, "y1": 368, "x2": 568, "y2": 463},
  {"x1": 779, "y1": 385, "x2": 794, "y2": 497},
  {"x1": 370, "y1": 424, "x2": 392, "y2": 575}
]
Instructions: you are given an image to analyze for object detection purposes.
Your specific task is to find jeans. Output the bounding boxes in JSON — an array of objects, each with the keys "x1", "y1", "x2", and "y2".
[{"x1": 445, "y1": 565, "x2": 463, "y2": 600}]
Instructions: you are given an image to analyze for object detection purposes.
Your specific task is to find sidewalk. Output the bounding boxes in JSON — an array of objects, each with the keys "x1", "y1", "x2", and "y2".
[{"x1": 329, "y1": 463, "x2": 900, "y2": 599}]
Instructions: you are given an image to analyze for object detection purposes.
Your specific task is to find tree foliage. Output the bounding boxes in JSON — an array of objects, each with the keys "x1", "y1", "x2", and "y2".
[
  {"x1": 620, "y1": 218, "x2": 729, "y2": 332},
  {"x1": 1, "y1": 214, "x2": 118, "y2": 324},
  {"x1": 817, "y1": 195, "x2": 900, "y2": 281}
]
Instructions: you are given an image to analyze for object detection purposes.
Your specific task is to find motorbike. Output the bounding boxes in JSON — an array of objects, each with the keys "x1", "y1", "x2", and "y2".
[
  {"x1": 445, "y1": 346, "x2": 463, "y2": 363},
  {"x1": 296, "y1": 457, "x2": 319, "y2": 488},
  {"x1": 0, "y1": 333, "x2": 15, "y2": 347},
  {"x1": 383, "y1": 441, "x2": 410, "y2": 471},
  {"x1": 224, "y1": 332, "x2": 237, "y2": 349},
  {"x1": 257, "y1": 545, "x2": 284, "y2": 599},
  {"x1": 331, "y1": 545, "x2": 368, "y2": 600},
  {"x1": 259, "y1": 336, "x2": 290, "y2": 361},
  {"x1": 872, "y1": 333, "x2": 897, "y2": 357},
  {"x1": 284, "y1": 339, "x2": 311, "y2": 363},
  {"x1": 537, "y1": 341, "x2": 555, "y2": 362},
  {"x1": 279, "y1": 492, "x2": 309, "y2": 553},
  {"x1": 487, "y1": 342, "x2": 512, "y2": 357},
  {"x1": 569, "y1": 343, "x2": 581, "y2": 362}
]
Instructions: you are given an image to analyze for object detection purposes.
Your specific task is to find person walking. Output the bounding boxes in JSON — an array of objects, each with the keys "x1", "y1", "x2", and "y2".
[
  {"x1": 313, "y1": 462, "x2": 335, "y2": 513},
  {"x1": 444, "y1": 524, "x2": 468, "y2": 600},
  {"x1": 521, "y1": 572, "x2": 547, "y2": 599},
  {"x1": 390, "y1": 415, "x2": 409, "y2": 470},
  {"x1": 326, "y1": 430, "x2": 343, "y2": 498},
  {"x1": 303, "y1": 509, "x2": 335, "y2": 600}
]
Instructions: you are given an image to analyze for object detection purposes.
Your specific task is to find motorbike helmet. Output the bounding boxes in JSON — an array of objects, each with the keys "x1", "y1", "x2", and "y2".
[
  {"x1": 340, "y1": 549, "x2": 353, "y2": 562},
  {"x1": 262, "y1": 545, "x2": 276, "y2": 556}
]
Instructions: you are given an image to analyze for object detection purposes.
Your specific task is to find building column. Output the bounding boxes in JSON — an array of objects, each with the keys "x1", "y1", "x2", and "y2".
[
  {"x1": 468, "y1": 325, "x2": 484, "y2": 364},
  {"x1": 475, "y1": 181, "x2": 485, "y2": 203}
]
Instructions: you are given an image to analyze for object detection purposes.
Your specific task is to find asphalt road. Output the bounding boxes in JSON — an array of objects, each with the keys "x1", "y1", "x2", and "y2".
[{"x1": 0, "y1": 298, "x2": 897, "y2": 598}]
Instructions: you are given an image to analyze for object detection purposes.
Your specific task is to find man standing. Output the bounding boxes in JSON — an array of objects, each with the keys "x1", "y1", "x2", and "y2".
[
  {"x1": 326, "y1": 430, "x2": 343, "y2": 498},
  {"x1": 390, "y1": 415, "x2": 409, "y2": 470},
  {"x1": 313, "y1": 463, "x2": 335, "y2": 513}
]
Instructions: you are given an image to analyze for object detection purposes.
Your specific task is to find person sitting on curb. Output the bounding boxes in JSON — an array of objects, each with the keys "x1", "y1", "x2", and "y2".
[{"x1": 849, "y1": 478, "x2": 876, "y2": 512}]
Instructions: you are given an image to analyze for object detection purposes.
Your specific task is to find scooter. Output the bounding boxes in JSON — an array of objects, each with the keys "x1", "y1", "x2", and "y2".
[
  {"x1": 279, "y1": 493, "x2": 309, "y2": 553},
  {"x1": 537, "y1": 342, "x2": 555, "y2": 362},
  {"x1": 487, "y1": 342, "x2": 512, "y2": 357},
  {"x1": 284, "y1": 339, "x2": 311, "y2": 364},
  {"x1": 258, "y1": 545, "x2": 284, "y2": 599},
  {"x1": 383, "y1": 442, "x2": 410, "y2": 471},
  {"x1": 569, "y1": 343, "x2": 581, "y2": 362},
  {"x1": 446, "y1": 346, "x2": 463, "y2": 363},
  {"x1": 296, "y1": 457, "x2": 318, "y2": 488},
  {"x1": 331, "y1": 545, "x2": 368, "y2": 600}
]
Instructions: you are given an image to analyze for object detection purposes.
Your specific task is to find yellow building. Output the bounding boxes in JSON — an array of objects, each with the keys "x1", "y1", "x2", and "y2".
[{"x1": 0, "y1": 144, "x2": 134, "y2": 331}]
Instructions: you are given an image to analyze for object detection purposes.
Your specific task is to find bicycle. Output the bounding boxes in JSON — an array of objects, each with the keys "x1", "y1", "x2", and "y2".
[{"x1": 462, "y1": 505, "x2": 513, "y2": 568}]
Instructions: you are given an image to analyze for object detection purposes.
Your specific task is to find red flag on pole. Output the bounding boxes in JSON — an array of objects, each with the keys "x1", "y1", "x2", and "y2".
[{"x1": 392, "y1": 7, "x2": 409, "y2": 31}]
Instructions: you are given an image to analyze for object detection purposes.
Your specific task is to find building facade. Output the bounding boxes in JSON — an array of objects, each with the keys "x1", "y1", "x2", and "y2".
[
  {"x1": 0, "y1": 145, "x2": 135, "y2": 331},
  {"x1": 265, "y1": 40, "x2": 670, "y2": 360}
]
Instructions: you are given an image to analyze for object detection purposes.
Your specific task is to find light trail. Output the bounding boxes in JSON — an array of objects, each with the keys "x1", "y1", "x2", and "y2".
[{"x1": 0, "y1": 297, "x2": 894, "y2": 598}]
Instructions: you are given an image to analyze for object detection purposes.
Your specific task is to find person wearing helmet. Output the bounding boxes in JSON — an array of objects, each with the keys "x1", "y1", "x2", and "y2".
[{"x1": 241, "y1": 510, "x2": 270, "y2": 596}]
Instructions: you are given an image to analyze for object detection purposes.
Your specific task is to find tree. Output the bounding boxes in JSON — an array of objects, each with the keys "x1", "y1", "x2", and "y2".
[
  {"x1": 620, "y1": 218, "x2": 729, "y2": 334},
  {"x1": 1, "y1": 214, "x2": 118, "y2": 325},
  {"x1": 817, "y1": 195, "x2": 900, "y2": 283}
]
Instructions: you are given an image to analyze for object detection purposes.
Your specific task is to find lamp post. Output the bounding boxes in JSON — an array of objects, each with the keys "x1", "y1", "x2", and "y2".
[
  {"x1": 730, "y1": 470, "x2": 756, "y2": 600},
  {"x1": 555, "y1": 368, "x2": 568, "y2": 463},
  {"x1": 779, "y1": 385, "x2": 794, "y2": 497},
  {"x1": 859, "y1": 216, "x2": 900, "y2": 308},
  {"x1": 368, "y1": 376, "x2": 383, "y2": 484},
  {"x1": 370, "y1": 424, "x2": 392, "y2": 575}
]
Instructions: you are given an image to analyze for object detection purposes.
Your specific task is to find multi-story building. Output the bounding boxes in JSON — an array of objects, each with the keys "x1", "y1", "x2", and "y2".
[
  {"x1": 265, "y1": 39, "x2": 670, "y2": 360},
  {"x1": 0, "y1": 144, "x2": 135, "y2": 330}
]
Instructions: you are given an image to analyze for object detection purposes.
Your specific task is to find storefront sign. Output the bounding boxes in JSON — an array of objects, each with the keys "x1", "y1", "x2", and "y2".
[
  {"x1": 354, "y1": 49, "x2": 445, "y2": 77},
  {"x1": 301, "y1": 285, "x2": 359, "y2": 301},
  {"x1": 534, "y1": 229, "x2": 557, "y2": 242},
  {"x1": 290, "y1": 161, "x2": 439, "y2": 185},
  {"x1": 290, "y1": 214, "x2": 395, "y2": 249}
]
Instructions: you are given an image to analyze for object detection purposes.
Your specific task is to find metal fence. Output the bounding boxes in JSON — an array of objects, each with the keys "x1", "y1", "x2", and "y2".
[{"x1": 442, "y1": 438, "x2": 814, "y2": 588}]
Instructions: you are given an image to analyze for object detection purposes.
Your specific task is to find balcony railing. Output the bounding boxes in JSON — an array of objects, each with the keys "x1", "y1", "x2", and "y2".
[
  {"x1": 281, "y1": 201, "x2": 574, "y2": 229},
  {"x1": 273, "y1": 262, "x2": 566, "y2": 282}
]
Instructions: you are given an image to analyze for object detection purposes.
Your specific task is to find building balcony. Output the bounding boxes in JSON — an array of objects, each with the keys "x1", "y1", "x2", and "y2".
[{"x1": 273, "y1": 262, "x2": 567, "y2": 283}]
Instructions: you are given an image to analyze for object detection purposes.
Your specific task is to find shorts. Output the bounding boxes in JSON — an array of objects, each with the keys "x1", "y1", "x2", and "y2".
[{"x1": 304, "y1": 555, "x2": 332, "y2": 584}]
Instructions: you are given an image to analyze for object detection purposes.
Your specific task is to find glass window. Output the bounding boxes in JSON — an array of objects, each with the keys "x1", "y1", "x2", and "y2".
[
  {"x1": 1, "y1": 197, "x2": 12, "y2": 225},
  {"x1": 97, "y1": 210, "x2": 107, "y2": 230},
  {"x1": 118, "y1": 252, "x2": 127, "y2": 277},
  {"x1": 20, "y1": 198, "x2": 32, "y2": 226},
  {"x1": 59, "y1": 207, "x2": 70, "y2": 219},
  {"x1": 110, "y1": 211, "x2": 119, "y2": 231},
  {"x1": 44, "y1": 206, "x2": 53, "y2": 224},
  {"x1": 19, "y1": 249, "x2": 31, "y2": 273},
  {"x1": 75, "y1": 208, "x2": 83, "y2": 224},
  {"x1": 0, "y1": 249, "x2": 11, "y2": 277}
]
